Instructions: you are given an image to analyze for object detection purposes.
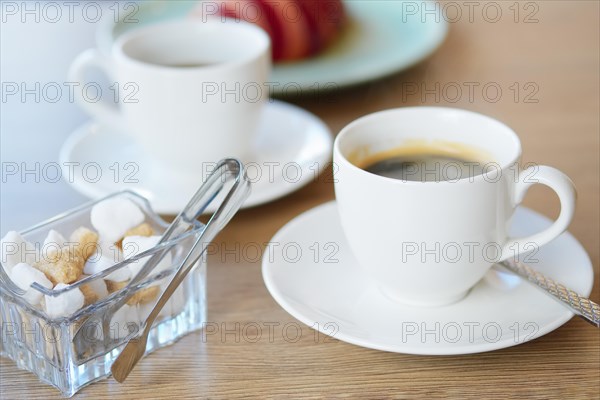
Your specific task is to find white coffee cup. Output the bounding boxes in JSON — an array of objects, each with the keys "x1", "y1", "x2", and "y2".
[
  {"x1": 69, "y1": 19, "x2": 271, "y2": 172},
  {"x1": 333, "y1": 107, "x2": 576, "y2": 306}
]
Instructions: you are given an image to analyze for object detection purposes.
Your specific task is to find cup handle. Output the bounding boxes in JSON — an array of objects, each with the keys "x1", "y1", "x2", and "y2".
[
  {"x1": 500, "y1": 165, "x2": 576, "y2": 260},
  {"x1": 68, "y1": 49, "x2": 125, "y2": 131}
]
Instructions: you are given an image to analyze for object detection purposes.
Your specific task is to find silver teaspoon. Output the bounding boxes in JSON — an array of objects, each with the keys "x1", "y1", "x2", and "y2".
[{"x1": 496, "y1": 259, "x2": 599, "y2": 328}]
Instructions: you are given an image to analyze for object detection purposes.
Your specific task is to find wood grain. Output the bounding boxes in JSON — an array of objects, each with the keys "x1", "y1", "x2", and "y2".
[{"x1": 1, "y1": 1, "x2": 598, "y2": 399}]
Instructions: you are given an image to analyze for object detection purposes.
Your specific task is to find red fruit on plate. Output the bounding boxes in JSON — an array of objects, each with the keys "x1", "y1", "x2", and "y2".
[
  {"x1": 297, "y1": 0, "x2": 345, "y2": 54},
  {"x1": 218, "y1": 0, "x2": 274, "y2": 38},
  {"x1": 189, "y1": 0, "x2": 346, "y2": 62},
  {"x1": 190, "y1": 0, "x2": 275, "y2": 39},
  {"x1": 256, "y1": 0, "x2": 313, "y2": 61}
]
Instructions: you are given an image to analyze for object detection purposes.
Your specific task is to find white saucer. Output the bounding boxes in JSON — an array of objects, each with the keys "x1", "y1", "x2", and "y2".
[
  {"x1": 60, "y1": 100, "x2": 332, "y2": 214},
  {"x1": 262, "y1": 201, "x2": 594, "y2": 355}
]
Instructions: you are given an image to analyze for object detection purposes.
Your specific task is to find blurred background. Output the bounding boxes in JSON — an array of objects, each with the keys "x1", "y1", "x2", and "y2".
[{"x1": 1, "y1": 1, "x2": 598, "y2": 251}]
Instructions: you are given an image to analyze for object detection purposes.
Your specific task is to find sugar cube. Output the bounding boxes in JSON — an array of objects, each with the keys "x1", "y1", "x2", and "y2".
[
  {"x1": 10, "y1": 262, "x2": 53, "y2": 305},
  {"x1": 122, "y1": 235, "x2": 172, "y2": 278},
  {"x1": 43, "y1": 229, "x2": 66, "y2": 249},
  {"x1": 109, "y1": 304, "x2": 139, "y2": 340},
  {"x1": 84, "y1": 252, "x2": 131, "y2": 282},
  {"x1": 90, "y1": 197, "x2": 145, "y2": 244},
  {"x1": 1, "y1": 231, "x2": 37, "y2": 274},
  {"x1": 44, "y1": 283, "x2": 85, "y2": 318}
]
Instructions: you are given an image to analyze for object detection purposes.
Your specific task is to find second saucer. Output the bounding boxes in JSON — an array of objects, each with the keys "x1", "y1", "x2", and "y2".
[{"x1": 60, "y1": 100, "x2": 332, "y2": 214}]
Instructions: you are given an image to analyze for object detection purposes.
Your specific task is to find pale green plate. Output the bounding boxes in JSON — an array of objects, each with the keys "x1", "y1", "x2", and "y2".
[{"x1": 98, "y1": 1, "x2": 448, "y2": 95}]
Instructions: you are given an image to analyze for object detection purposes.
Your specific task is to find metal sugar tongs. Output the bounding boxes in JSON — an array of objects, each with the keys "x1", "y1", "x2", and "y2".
[
  {"x1": 39, "y1": 158, "x2": 249, "y2": 382},
  {"x1": 109, "y1": 158, "x2": 250, "y2": 382}
]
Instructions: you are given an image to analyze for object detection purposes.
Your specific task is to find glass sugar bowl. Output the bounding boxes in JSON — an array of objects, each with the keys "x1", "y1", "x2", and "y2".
[{"x1": 0, "y1": 159, "x2": 250, "y2": 396}]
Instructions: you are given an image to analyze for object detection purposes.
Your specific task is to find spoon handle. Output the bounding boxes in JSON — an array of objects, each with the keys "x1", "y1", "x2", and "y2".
[{"x1": 499, "y1": 259, "x2": 599, "y2": 328}]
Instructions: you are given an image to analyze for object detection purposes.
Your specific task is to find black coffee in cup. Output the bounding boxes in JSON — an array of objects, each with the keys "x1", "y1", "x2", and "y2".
[{"x1": 356, "y1": 144, "x2": 489, "y2": 182}]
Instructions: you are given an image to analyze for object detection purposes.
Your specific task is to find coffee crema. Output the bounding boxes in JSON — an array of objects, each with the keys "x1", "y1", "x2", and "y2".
[{"x1": 353, "y1": 141, "x2": 493, "y2": 182}]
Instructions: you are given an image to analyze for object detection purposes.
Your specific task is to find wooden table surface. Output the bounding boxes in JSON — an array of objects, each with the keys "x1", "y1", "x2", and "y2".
[{"x1": 1, "y1": 1, "x2": 598, "y2": 398}]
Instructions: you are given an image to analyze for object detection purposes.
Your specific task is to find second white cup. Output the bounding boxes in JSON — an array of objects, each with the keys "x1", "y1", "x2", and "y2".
[{"x1": 69, "y1": 19, "x2": 271, "y2": 172}]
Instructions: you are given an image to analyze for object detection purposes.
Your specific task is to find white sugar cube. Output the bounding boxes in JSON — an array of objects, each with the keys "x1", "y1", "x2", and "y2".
[
  {"x1": 83, "y1": 254, "x2": 114, "y2": 276},
  {"x1": 43, "y1": 229, "x2": 67, "y2": 249},
  {"x1": 106, "y1": 268, "x2": 131, "y2": 283},
  {"x1": 90, "y1": 197, "x2": 145, "y2": 244},
  {"x1": 44, "y1": 283, "x2": 85, "y2": 318},
  {"x1": 84, "y1": 249, "x2": 130, "y2": 282},
  {"x1": 97, "y1": 240, "x2": 122, "y2": 260},
  {"x1": 122, "y1": 235, "x2": 172, "y2": 278},
  {"x1": 10, "y1": 263, "x2": 52, "y2": 305},
  {"x1": 1, "y1": 231, "x2": 37, "y2": 274},
  {"x1": 109, "y1": 304, "x2": 139, "y2": 340},
  {"x1": 82, "y1": 276, "x2": 109, "y2": 300}
]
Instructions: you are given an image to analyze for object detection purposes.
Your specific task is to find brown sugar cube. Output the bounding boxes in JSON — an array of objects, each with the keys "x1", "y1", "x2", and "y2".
[
  {"x1": 124, "y1": 223, "x2": 153, "y2": 238},
  {"x1": 70, "y1": 227, "x2": 99, "y2": 261},
  {"x1": 106, "y1": 280, "x2": 127, "y2": 293},
  {"x1": 115, "y1": 223, "x2": 154, "y2": 249},
  {"x1": 127, "y1": 286, "x2": 159, "y2": 305},
  {"x1": 106, "y1": 280, "x2": 159, "y2": 305},
  {"x1": 80, "y1": 282, "x2": 108, "y2": 306},
  {"x1": 80, "y1": 284, "x2": 99, "y2": 306},
  {"x1": 79, "y1": 277, "x2": 109, "y2": 306},
  {"x1": 34, "y1": 247, "x2": 84, "y2": 285}
]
